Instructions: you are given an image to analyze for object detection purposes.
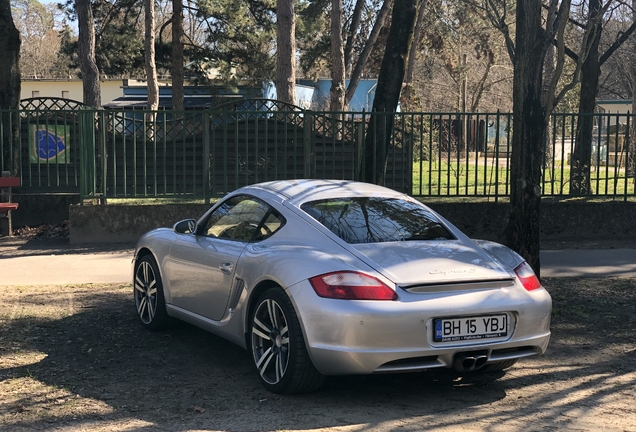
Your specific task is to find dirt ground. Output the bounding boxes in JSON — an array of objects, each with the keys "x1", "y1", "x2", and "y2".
[{"x1": 0, "y1": 276, "x2": 634, "y2": 432}]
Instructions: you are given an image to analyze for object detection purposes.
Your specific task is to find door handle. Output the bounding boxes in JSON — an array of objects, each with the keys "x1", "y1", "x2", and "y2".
[{"x1": 219, "y1": 262, "x2": 234, "y2": 274}]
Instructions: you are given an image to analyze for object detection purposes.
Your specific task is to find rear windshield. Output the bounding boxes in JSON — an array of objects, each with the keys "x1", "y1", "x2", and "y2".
[{"x1": 301, "y1": 197, "x2": 455, "y2": 244}]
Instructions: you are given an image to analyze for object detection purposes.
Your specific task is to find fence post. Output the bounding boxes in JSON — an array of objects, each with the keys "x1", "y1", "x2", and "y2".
[
  {"x1": 203, "y1": 112, "x2": 211, "y2": 204},
  {"x1": 79, "y1": 109, "x2": 96, "y2": 202},
  {"x1": 356, "y1": 111, "x2": 365, "y2": 182},
  {"x1": 405, "y1": 113, "x2": 413, "y2": 195},
  {"x1": 303, "y1": 113, "x2": 313, "y2": 178},
  {"x1": 494, "y1": 110, "x2": 501, "y2": 202},
  {"x1": 98, "y1": 110, "x2": 107, "y2": 203}
]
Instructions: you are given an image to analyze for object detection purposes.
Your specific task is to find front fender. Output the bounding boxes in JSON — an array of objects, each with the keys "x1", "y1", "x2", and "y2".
[{"x1": 133, "y1": 228, "x2": 177, "y2": 302}]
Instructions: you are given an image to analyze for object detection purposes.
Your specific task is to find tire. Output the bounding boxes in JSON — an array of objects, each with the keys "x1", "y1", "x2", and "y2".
[
  {"x1": 133, "y1": 255, "x2": 171, "y2": 330},
  {"x1": 479, "y1": 358, "x2": 518, "y2": 373},
  {"x1": 250, "y1": 287, "x2": 325, "y2": 394}
]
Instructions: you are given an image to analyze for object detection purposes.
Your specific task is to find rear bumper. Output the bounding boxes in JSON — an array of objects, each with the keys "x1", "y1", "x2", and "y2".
[
  {"x1": 286, "y1": 280, "x2": 552, "y2": 375},
  {"x1": 307, "y1": 334, "x2": 549, "y2": 375}
]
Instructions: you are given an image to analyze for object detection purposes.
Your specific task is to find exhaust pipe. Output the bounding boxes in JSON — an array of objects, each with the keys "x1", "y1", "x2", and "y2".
[{"x1": 453, "y1": 351, "x2": 489, "y2": 372}]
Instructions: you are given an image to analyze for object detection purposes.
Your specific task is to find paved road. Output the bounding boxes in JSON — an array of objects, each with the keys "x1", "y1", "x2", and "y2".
[
  {"x1": 0, "y1": 246, "x2": 635, "y2": 286},
  {"x1": 0, "y1": 252, "x2": 133, "y2": 285},
  {"x1": 541, "y1": 248, "x2": 636, "y2": 278}
]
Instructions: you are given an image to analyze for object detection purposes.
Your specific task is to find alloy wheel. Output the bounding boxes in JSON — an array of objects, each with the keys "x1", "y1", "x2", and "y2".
[
  {"x1": 251, "y1": 298, "x2": 290, "y2": 385},
  {"x1": 134, "y1": 259, "x2": 157, "y2": 324}
]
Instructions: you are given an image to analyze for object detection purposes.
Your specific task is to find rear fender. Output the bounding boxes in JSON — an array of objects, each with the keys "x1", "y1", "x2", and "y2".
[{"x1": 473, "y1": 240, "x2": 525, "y2": 271}]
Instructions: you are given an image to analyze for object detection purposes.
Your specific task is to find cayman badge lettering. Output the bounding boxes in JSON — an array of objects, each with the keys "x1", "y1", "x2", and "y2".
[{"x1": 429, "y1": 268, "x2": 477, "y2": 276}]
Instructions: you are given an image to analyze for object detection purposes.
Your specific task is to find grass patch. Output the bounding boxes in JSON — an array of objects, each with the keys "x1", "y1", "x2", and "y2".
[{"x1": 413, "y1": 159, "x2": 636, "y2": 198}]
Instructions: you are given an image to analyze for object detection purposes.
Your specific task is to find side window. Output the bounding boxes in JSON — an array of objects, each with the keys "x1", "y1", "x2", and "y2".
[
  {"x1": 259, "y1": 210, "x2": 285, "y2": 240},
  {"x1": 200, "y1": 195, "x2": 282, "y2": 242}
]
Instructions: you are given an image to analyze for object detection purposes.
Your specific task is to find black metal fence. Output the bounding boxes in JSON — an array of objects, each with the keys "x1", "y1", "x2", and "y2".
[{"x1": 1, "y1": 98, "x2": 634, "y2": 201}]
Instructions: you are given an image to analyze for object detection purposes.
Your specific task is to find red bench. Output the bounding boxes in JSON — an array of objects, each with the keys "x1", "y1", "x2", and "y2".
[{"x1": 0, "y1": 177, "x2": 20, "y2": 236}]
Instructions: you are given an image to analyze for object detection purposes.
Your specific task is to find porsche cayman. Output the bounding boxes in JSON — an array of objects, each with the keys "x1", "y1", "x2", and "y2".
[{"x1": 132, "y1": 179, "x2": 552, "y2": 394}]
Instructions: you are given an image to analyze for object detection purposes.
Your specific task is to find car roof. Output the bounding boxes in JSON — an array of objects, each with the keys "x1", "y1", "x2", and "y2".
[{"x1": 247, "y1": 179, "x2": 406, "y2": 204}]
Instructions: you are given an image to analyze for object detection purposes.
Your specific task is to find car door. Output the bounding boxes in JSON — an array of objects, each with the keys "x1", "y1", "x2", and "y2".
[{"x1": 165, "y1": 195, "x2": 271, "y2": 321}]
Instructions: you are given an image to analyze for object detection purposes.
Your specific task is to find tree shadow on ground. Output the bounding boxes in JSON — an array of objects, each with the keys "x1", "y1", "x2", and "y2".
[{"x1": 0, "y1": 237, "x2": 135, "y2": 258}]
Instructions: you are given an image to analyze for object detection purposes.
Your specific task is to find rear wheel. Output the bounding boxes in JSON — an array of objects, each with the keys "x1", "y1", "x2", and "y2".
[
  {"x1": 479, "y1": 359, "x2": 518, "y2": 372},
  {"x1": 250, "y1": 287, "x2": 325, "y2": 394},
  {"x1": 134, "y1": 255, "x2": 170, "y2": 330}
]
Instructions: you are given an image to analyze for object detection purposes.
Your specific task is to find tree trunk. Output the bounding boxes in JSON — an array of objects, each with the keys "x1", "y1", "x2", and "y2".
[
  {"x1": 503, "y1": 0, "x2": 548, "y2": 277},
  {"x1": 145, "y1": 0, "x2": 159, "y2": 141},
  {"x1": 631, "y1": 61, "x2": 636, "y2": 178},
  {"x1": 171, "y1": 0, "x2": 184, "y2": 112},
  {"x1": 145, "y1": 0, "x2": 159, "y2": 112},
  {"x1": 76, "y1": 0, "x2": 101, "y2": 107},
  {"x1": 345, "y1": 0, "x2": 393, "y2": 108},
  {"x1": 276, "y1": 0, "x2": 296, "y2": 105},
  {"x1": 460, "y1": 53, "x2": 468, "y2": 150},
  {"x1": 542, "y1": 42, "x2": 556, "y2": 168},
  {"x1": 330, "y1": 0, "x2": 345, "y2": 112},
  {"x1": 0, "y1": 0, "x2": 21, "y2": 175},
  {"x1": 344, "y1": 0, "x2": 364, "y2": 75},
  {"x1": 76, "y1": 0, "x2": 102, "y2": 201},
  {"x1": 570, "y1": 0, "x2": 601, "y2": 195},
  {"x1": 361, "y1": 0, "x2": 417, "y2": 185},
  {"x1": 630, "y1": 0, "x2": 636, "y2": 180},
  {"x1": 402, "y1": 0, "x2": 428, "y2": 110}
]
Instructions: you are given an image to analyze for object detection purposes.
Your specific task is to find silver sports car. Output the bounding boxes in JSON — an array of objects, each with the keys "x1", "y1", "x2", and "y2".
[{"x1": 133, "y1": 179, "x2": 552, "y2": 394}]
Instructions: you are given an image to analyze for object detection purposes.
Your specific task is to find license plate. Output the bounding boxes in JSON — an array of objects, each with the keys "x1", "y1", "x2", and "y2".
[{"x1": 434, "y1": 314, "x2": 508, "y2": 343}]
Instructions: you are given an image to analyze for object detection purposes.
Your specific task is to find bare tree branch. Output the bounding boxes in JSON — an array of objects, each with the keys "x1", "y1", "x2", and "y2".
[
  {"x1": 600, "y1": 19, "x2": 636, "y2": 65},
  {"x1": 345, "y1": 0, "x2": 393, "y2": 107}
]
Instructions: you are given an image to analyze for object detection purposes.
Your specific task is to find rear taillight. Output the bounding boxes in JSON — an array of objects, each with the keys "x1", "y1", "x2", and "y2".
[
  {"x1": 514, "y1": 262, "x2": 542, "y2": 291},
  {"x1": 309, "y1": 271, "x2": 397, "y2": 300}
]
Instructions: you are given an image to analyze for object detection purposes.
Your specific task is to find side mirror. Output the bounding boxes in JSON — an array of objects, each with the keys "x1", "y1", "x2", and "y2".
[{"x1": 173, "y1": 219, "x2": 197, "y2": 234}]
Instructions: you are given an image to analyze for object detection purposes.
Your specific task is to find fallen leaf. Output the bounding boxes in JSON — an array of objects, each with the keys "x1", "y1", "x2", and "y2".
[{"x1": 193, "y1": 405, "x2": 205, "y2": 414}]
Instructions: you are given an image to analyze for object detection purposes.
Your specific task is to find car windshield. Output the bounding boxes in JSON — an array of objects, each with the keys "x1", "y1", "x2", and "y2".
[{"x1": 301, "y1": 197, "x2": 455, "y2": 244}]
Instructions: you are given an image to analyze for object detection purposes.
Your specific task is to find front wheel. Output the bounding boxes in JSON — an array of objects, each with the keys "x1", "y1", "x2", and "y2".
[
  {"x1": 133, "y1": 255, "x2": 170, "y2": 330},
  {"x1": 250, "y1": 287, "x2": 324, "y2": 394}
]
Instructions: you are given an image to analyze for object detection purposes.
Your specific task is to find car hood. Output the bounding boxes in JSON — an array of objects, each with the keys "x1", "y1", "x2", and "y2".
[{"x1": 351, "y1": 240, "x2": 513, "y2": 285}]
